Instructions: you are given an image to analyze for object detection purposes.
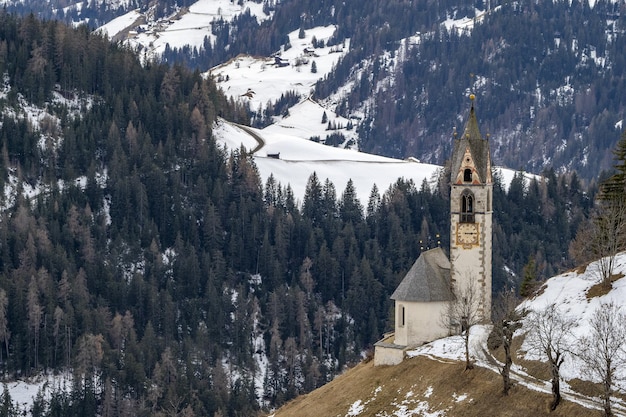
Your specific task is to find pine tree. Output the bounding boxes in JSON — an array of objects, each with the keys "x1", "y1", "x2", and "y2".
[
  {"x1": 0, "y1": 384, "x2": 15, "y2": 417},
  {"x1": 0, "y1": 290, "x2": 9, "y2": 365},
  {"x1": 520, "y1": 256, "x2": 537, "y2": 297},
  {"x1": 339, "y1": 179, "x2": 363, "y2": 225},
  {"x1": 600, "y1": 130, "x2": 626, "y2": 201}
]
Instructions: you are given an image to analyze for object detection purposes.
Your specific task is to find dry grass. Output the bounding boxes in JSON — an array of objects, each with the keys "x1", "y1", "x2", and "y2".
[
  {"x1": 586, "y1": 272, "x2": 624, "y2": 299},
  {"x1": 568, "y1": 378, "x2": 600, "y2": 398},
  {"x1": 266, "y1": 355, "x2": 596, "y2": 417},
  {"x1": 531, "y1": 283, "x2": 548, "y2": 298},
  {"x1": 574, "y1": 264, "x2": 588, "y2": 274}
]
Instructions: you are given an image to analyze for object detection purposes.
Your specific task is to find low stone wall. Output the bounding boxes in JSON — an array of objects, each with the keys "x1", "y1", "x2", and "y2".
[{"x1": 373, "y1": 333, "x2": 406, "y2": 366}]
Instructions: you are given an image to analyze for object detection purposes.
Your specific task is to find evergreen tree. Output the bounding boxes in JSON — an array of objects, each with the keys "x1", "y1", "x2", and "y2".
[{"x1": 520, "y1": 256, "x2": 537, "y2": 297}]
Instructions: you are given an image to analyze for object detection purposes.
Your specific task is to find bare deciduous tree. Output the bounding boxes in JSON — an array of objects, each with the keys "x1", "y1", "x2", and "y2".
[
  {"x1": 525, "y1": 303, "x2": 575, "y2": 410},
  {"x1": 75, "y1": 333, "x2": 104, "y2": 390},
  {"x1": 577, "y1": 302, "x2": 626, "y2": 417},
  {"x1": 442, "y1": 275, "x2": 482, "y2": 370},
  {"x1": 490, "y1": 289, "x2": 521, "y2": 395},
  {"x1": 570, "y1": 199, "x2": 626, "y2": 288}
]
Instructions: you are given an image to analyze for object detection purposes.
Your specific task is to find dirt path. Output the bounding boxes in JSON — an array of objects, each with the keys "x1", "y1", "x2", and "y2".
[
  {"x1": 478, "y1": 347, "x2": 613, "y2": 414},
  {"x1": 231, "y1": 122, "x2": 266, "y2": 155}
]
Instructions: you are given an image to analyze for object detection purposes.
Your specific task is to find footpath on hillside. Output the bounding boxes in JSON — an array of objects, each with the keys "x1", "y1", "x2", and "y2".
[
  {"x1": 232, "y1": 123, "x2": 266, "y2": 155},
  {"x1": 409, "y1": 325, "x2": 624, "y2": 416}
]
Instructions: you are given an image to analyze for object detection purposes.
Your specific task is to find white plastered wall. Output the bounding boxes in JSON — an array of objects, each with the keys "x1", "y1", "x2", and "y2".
[{"x1": 394, "y1": 300, "x2": 449, "y2": 346}]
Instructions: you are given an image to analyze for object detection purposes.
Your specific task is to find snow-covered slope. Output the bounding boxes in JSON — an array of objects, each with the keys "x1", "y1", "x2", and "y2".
[
  {"x1": 98, "y1": 0, "x2": 273, "y2": 57},
  {"x1": 517, "y1": 258, "x2": 626, "y2": 386},
  {"x1": 214, "y1": 119, "x2": 441, "y2": 203},
  {"x1": 210, "y1": 25, "x2": 359, "y2": 146},
  {"x1": 214, "y1": 118, "x2": 533, "y2": 204}
]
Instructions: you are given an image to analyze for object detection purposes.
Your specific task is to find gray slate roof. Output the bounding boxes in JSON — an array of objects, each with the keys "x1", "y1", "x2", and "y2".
[{"x1": 390, "y1": 247, "x2": 453, "y2": 302}]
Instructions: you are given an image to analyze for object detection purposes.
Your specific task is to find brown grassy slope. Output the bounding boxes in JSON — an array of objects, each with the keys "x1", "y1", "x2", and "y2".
[{"x1": 267, "y1": 355, "x2": 596, "y2": 417}]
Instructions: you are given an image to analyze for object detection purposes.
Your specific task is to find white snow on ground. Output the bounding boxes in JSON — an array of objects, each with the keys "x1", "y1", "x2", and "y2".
[
  {"x1": 209, "y1": 25, "x2": 359, "y2": 149},
  {"x1": 262, "y1": 98, "x2": 359, "y2": 146},
  {"x1": 517, "y1": 255, "x2": 626, "y2": 386},
  {"x1": 97, "y1": 9, "x2": 142, "y2": 38},
  {"x1": 98, "y1": 0, "x2": 273, "y2": 58},
  {"x1": 442, "y1": 9, "x2": 488, "y2": 34},
  {"x1": 2, "y1": 373, "x2": 71, "y2": 415},
  {"x1": 346, "y1": 399, "x2": 364, "y2": 416},
  {"x1": 211, "y1": 26, "x2": 349, "y2": 114},
  {"x1": 214, "y1": 118, "x2": 534, "y2": 205},
  {"x1": 214, "y1": 118, "x2": 443, "y2": 204}
]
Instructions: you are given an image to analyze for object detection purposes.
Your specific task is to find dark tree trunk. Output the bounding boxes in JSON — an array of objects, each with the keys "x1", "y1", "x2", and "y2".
[
  {"x1": 501, "y1": 327, "x2": 513, "y2": 395},
  {"x1": 550, "y1": 367, "x2": 561, "y2": 411},
  {"x1": 464, "y1": 328, "x2": 473, "y2": 370},
  {"x1": 603, "y1": 374, "x2": 613, "y2": 417},
  {"x1": 549, "y1": 354, "x2": 563, "y2": 411}
]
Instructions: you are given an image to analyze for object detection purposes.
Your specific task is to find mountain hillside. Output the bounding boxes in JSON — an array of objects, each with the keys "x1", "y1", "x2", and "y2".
[
  {"x1": 0, "y1": 8, "x2": 615, "y2": 417},
  {"x1": 3, "y1": 0, "x2": 625, "y2": 180},
  {"x1": 269, "y1": 252, "x2": 626, "y2": 417},
  {"x1": 268, "y1": 353, "x2": 592, "y2": 417}
]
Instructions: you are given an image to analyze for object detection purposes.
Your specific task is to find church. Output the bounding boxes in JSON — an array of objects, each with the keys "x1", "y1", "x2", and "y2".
[{"x1": 374, "y1": 95, "x2": 493, "y2": 366}]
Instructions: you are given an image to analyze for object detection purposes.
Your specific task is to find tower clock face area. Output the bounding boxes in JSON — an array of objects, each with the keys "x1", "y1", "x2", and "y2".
[{"x1": 456, "y1": 222, "x2": 479, "y2": 248}]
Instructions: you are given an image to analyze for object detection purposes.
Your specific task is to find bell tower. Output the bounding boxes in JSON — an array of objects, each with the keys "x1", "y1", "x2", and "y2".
[{"x1": 449, "y1": 94, "x2": 492, "y2": 321}]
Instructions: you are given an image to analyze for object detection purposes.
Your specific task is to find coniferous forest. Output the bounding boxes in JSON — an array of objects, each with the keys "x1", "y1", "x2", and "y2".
[
  {"x1": 4, "y1": 0, "x2": 626, "y2": 179},
  {"x1": 0, "y1": 10, "x2": 602, "y2": 417}
]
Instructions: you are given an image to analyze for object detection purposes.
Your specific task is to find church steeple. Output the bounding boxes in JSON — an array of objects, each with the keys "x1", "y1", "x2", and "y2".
[
  {"x1": 374, "y1": 94, "x2": 494, "y2": 366},
  {"x1": 449, "y1": 95, "x2": 493, "y2": 321},
  {"x1": 450, "y1": 95, "x2": 492, "y2": 186}
]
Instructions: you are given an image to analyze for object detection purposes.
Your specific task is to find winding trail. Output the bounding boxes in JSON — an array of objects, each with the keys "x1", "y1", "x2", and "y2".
[
  {"x1": 232, "y1": 123, "x2": 266, "y2": 155},
  {"x1": 476, "y1": 344, "x2": 626, "y2": 415}
]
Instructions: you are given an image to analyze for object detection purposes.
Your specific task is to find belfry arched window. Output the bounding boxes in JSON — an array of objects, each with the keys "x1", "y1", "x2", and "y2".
[
  {"x1": 461, "y1": 190, "x2": 474, "y2": 223},
  {"x1": 463, "y1": 168, "x2": 472, "y2": 183}
]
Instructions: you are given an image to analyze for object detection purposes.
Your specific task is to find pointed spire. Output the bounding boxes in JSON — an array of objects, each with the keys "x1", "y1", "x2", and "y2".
[
  {"x1": 450, "y1": 94, "x2": 492, "y2": 185},
  {"x1": 463, "y1": 94, "x2": 482, "y2": 141}
]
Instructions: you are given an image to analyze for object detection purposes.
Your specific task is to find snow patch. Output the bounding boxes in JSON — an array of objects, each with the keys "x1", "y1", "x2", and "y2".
[{"x1": 346, "y1": 399, "x2": 364, "y2": 416}]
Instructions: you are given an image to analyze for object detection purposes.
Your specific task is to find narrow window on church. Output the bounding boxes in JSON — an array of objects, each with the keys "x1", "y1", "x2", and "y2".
[
  {"x1": 461, "y1": 191, "x2": 474, "y2": 223},
  {"x1": 463, "y1": 168, "x2": 472, "y2": 182},
  {"x1": 399, "y1": 305, "x2": 405, "y2": 327}
]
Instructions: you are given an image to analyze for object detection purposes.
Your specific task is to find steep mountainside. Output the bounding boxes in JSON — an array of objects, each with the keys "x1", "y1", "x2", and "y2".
[
  {"x1": 0, "y1": 5, "x2": 619, "y2": 417},
  {"x1": 335, "y1": 0, "x2": 626, "y2": 180},
  {"x1": 2, "y1": 0, "x2": 624, "y2": 180}
]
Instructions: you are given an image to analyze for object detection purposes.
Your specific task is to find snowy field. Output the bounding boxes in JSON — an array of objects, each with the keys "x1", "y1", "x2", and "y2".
[
  {"x1": 214, "y1": 118, "x2": 534, "y2": 205},
  {"x1": 98, "y1": 0, "x2": 272, "y2": 56},
  {"x1": 1, "y1": 374, "x2": 71, "y2": 415}
]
